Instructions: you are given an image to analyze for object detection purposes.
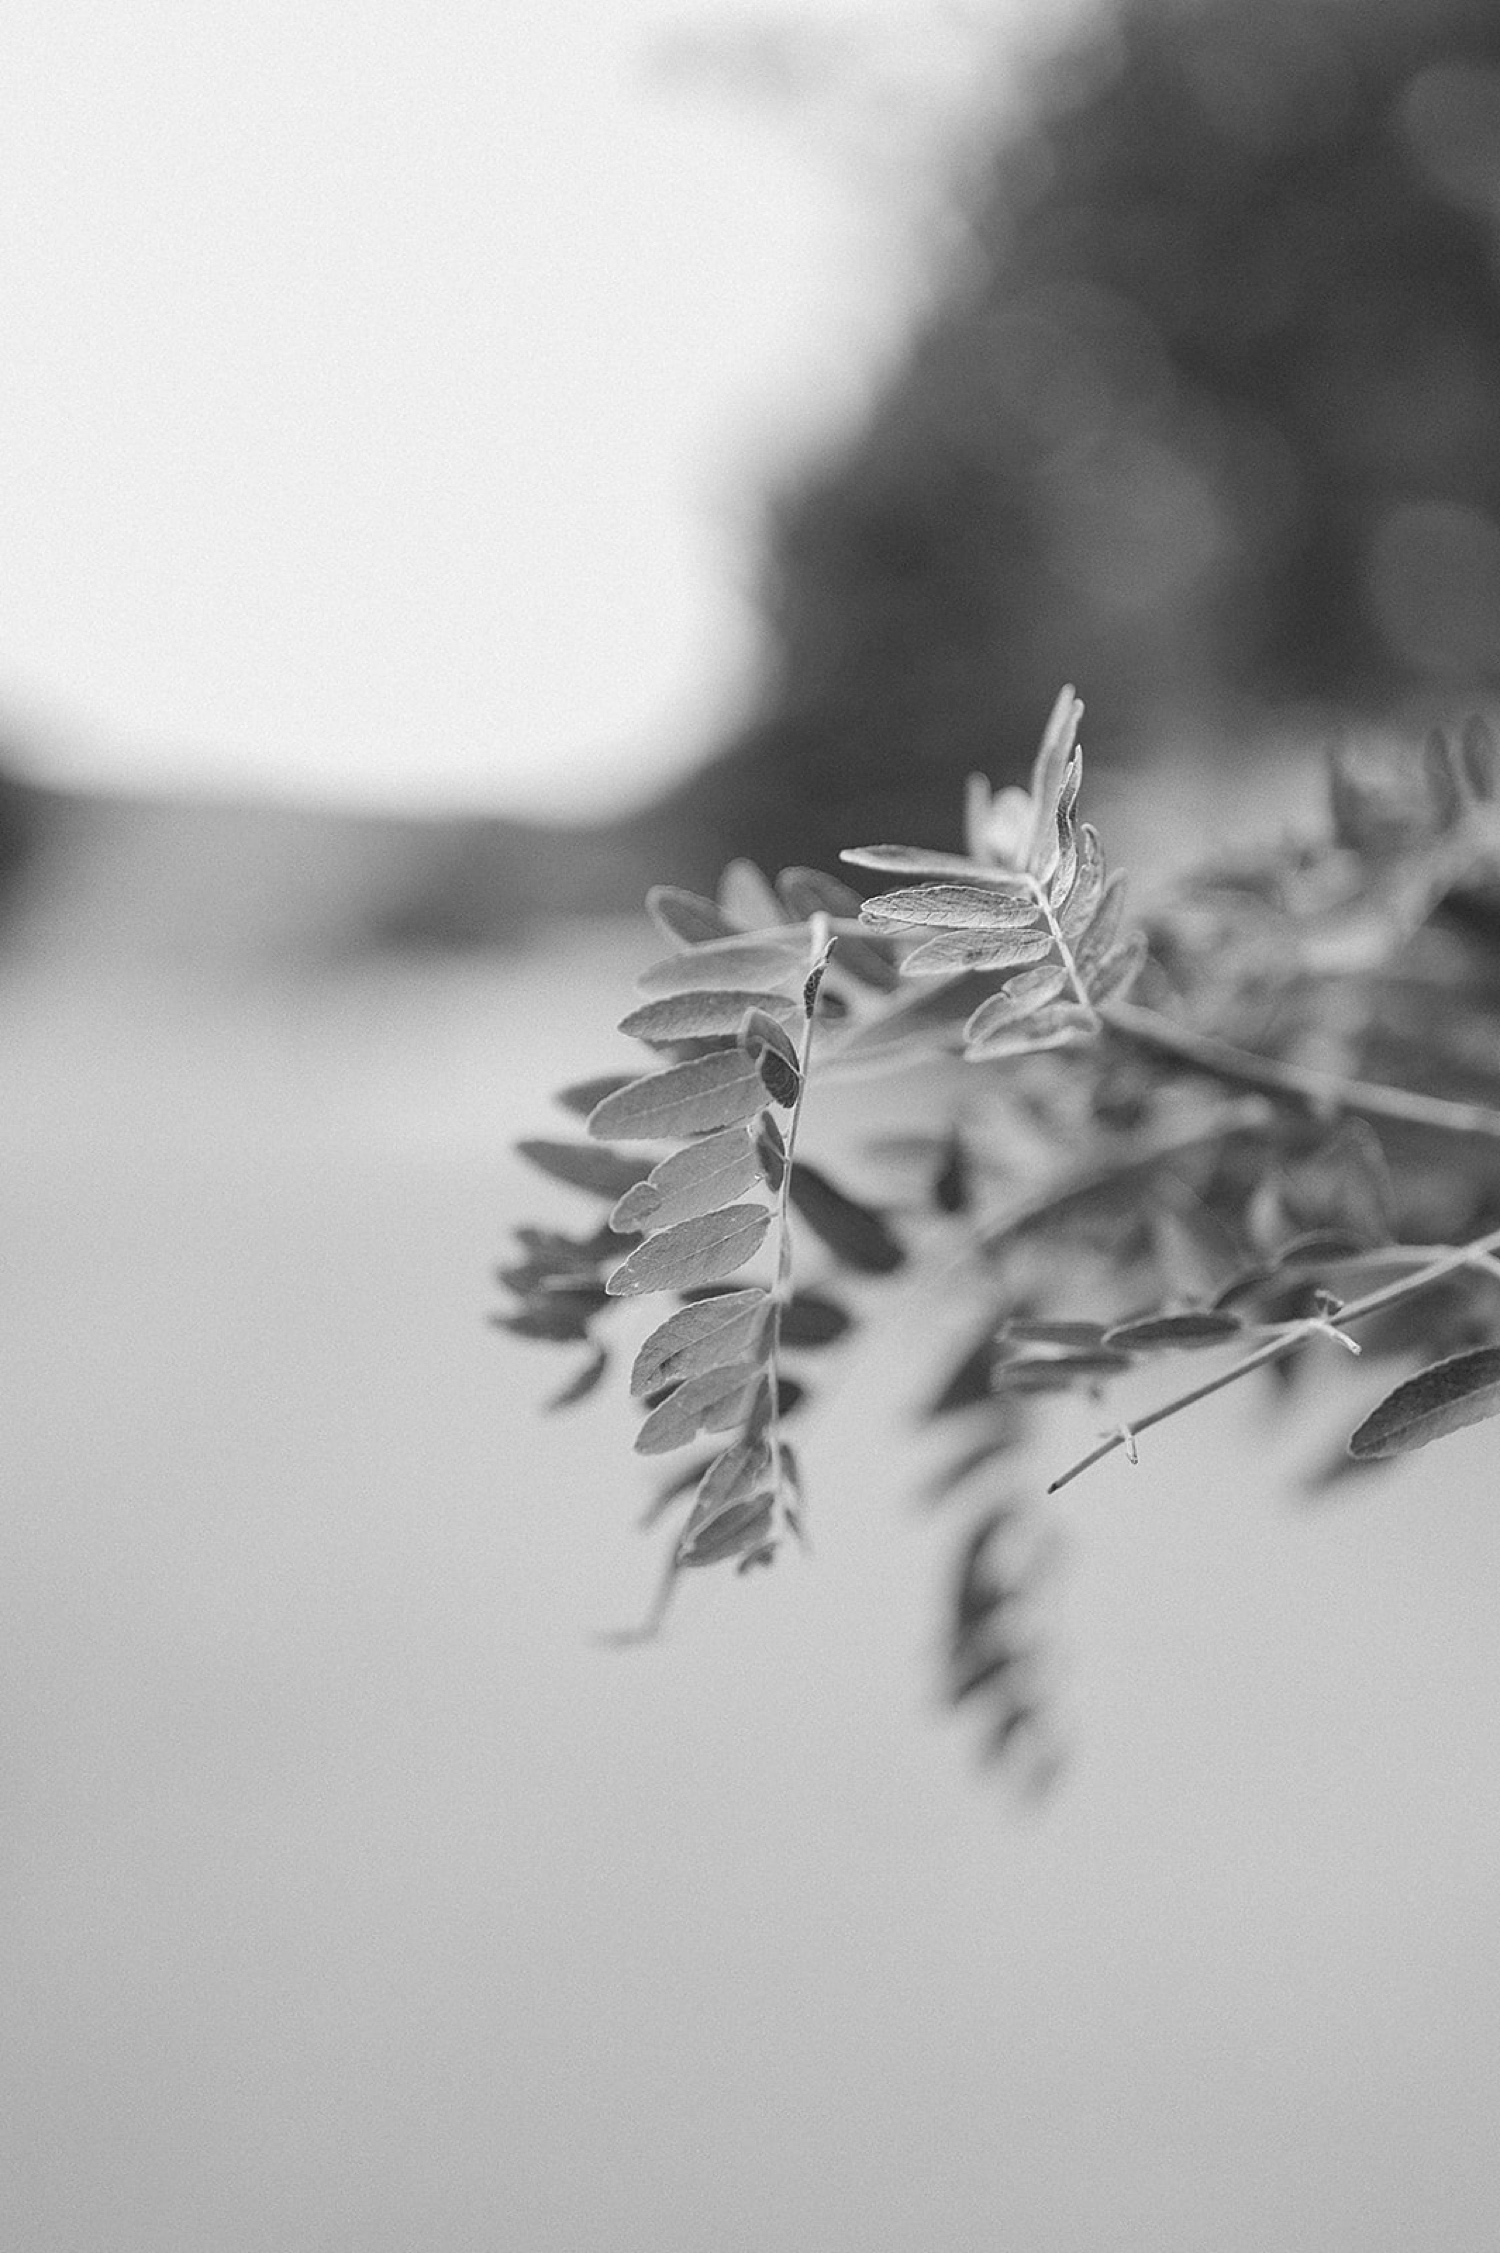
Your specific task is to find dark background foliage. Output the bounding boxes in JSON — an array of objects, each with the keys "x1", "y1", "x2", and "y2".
[{"x1": 642, "y1": 0, "x2": 1500, "y2": 882}]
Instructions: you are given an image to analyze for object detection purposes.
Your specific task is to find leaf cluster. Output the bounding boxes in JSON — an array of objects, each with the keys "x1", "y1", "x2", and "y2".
[{"x1": 500, "y1": 695, "x2": 1500, "y2": 1775}]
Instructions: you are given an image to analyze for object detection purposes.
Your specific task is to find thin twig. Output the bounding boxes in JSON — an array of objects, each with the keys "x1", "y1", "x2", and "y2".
[
  {"x1": 1100, "y1": 1000, "x2": 1500, "y2": 1143},
  {"x1": 1047, "y1": 1218, "x2": 1500, "y2": 1493}
]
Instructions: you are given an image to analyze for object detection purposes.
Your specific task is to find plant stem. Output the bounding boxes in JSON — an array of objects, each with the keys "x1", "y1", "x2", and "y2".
[
  {"x1": 764, "y1": 921, "x2": 832, "y2": 1539},
  {"x1": 1100, "y1": 1000, "x2": 1500, "y2": 1143},
  {"x1": 1032, "y1": 874, "x2": 1097, "y2": 1021},
  {"x1": 1047, "y1": 1218, "x2": 1500, "y2": 1492}
]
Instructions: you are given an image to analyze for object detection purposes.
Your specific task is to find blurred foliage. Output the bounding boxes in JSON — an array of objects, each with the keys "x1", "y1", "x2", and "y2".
[{"x1": 650, "y1": 0, "x2": 1500, "y2": 880}]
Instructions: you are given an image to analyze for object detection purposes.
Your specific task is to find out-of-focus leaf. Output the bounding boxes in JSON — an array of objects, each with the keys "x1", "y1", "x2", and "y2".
[
  {"x1": 828, "y1": 929, "x2": 904, "y2": 989},
  {"x1": 860, "y1": 884, "x2": 1043, "y2": 933},
  {"x1": 630, "y1": 1289, "x2": 771, "y2": 1397},
  {"x1": 677, "y1": 1492, "x2": 775, "y2": 1569},
  {"x1": 776, "y1": 866, "x2": 863, "y2": 920},
  {"x1": 605, "y1": 1204, "x2": 772, "y2": 1297},
  {"x1": 1347, "y1": 1345, "x2": 1500, "y2": 1460},
  {"x1": 931, "y1": 1132, "x2": 970, "y2": 1215},
  {"x1": 925, "y1": 1418, "x2": 1025, "y2": 1494},
  {"x1": 1424, "y1": 727, "x2": 1463, "y2": 831},
  {"x1": 618, "y1": 989, "x2": 799, "y2": 1044},
  {"x1": 1072, "y1": 871, "x2": 1128, "y2": 976},
  {"x1": 1462, "y1": 713, "x2": 1498, "y2": 801},
  {"x1": 962, "y1": 965, "x2": 1071, "y2": 1045},
  {"x1": 638, "y1": 1453, "x2": 715, "y2": 1526},
  {"x1": 634, "y1": 1361, "x2": 763, "y2": 1454},
  {"x1": 1004, "y1": 1318, "x2": 1108, "y2": 1348},
  {"x1": 635, "y1": 936, "x2": 806, "y2": 997},
  {"x1": 951, "y1": 1647, "x2": 1023, "y2": 1705},
  {"x1": 515, "y1": 1139, "x2": 653, "y2": 1199},
  {"x1": 718, "y1": 858, "x2": 786, "y2": 931},
  {"x1": 646, "y1": 885, "x2": 737, "y2": 947},
  {"x1": 965, "y1": 1000, "x2": 1096, "y2": 1058},
  {"x1": 1083, "y1": 929, "x2": 1148, "y2": 1005},
  {"x1": 555, "y1": 1073, "x2": 637, "y2": 1118},
  {"x1": 788, "y1": 1162, "x2": 905, "y2": 1274},
  {"x1": 841, "y1": 844, "x2": 1029, "y2": 884},
  {"x1": 545, "y1": 1345, "x2": 608, "y2": 1410},
  {"x1": 587, "y1": 1052, "x2": 766, "y2": 1142},
  {"x1": 609, "y1": 1127, "x2": 762, "y2": 1235},
  {"x1": 1103, "y1": 1310, "x2": 1243, "y2": 1351},
  {"x1": 777, "y1": 1289, "x2": 852, "y2": 1348},
  {"x1": 991, "y1": 1349, "x2": 1131, "y2": 1391},
  {"x1": 903, "y1": 928, "x2": 1055, "y2": 978},
  {"x1": 493, "y1": 1298, "x2": 599, "y2": 1344},
  {"x1": 1270, "y1": 1228, "x2": 1372, "y2": 1271}
]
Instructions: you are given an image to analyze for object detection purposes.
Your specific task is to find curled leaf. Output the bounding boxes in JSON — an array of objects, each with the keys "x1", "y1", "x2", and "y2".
[
  {"x1": 737, "y1": 1006, "x2": 799, "y2": 1070},
  {"x1": 1347, "y1": 1345, "x2": 1500, "y2": 1460},
  {"x1": 756, "y1": 1114, "x2": 787, "y2": 1192}
]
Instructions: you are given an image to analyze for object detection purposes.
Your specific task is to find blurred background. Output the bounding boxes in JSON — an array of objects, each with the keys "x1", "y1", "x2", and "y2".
[{"x1": 8, "y1": 2, "x2": 1500, "y2": 2247}]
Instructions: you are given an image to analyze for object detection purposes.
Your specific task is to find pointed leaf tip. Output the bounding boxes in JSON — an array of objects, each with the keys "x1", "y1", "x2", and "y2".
[{"x1": 1347, "y1": 1345, "x2": 1500, "y2": 1460}]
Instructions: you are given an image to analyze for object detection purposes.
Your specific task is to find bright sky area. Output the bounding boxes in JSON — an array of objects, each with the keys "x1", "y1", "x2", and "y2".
[{"x1": 0, "y1": 1, "x2": 1098, "y2": 818}]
